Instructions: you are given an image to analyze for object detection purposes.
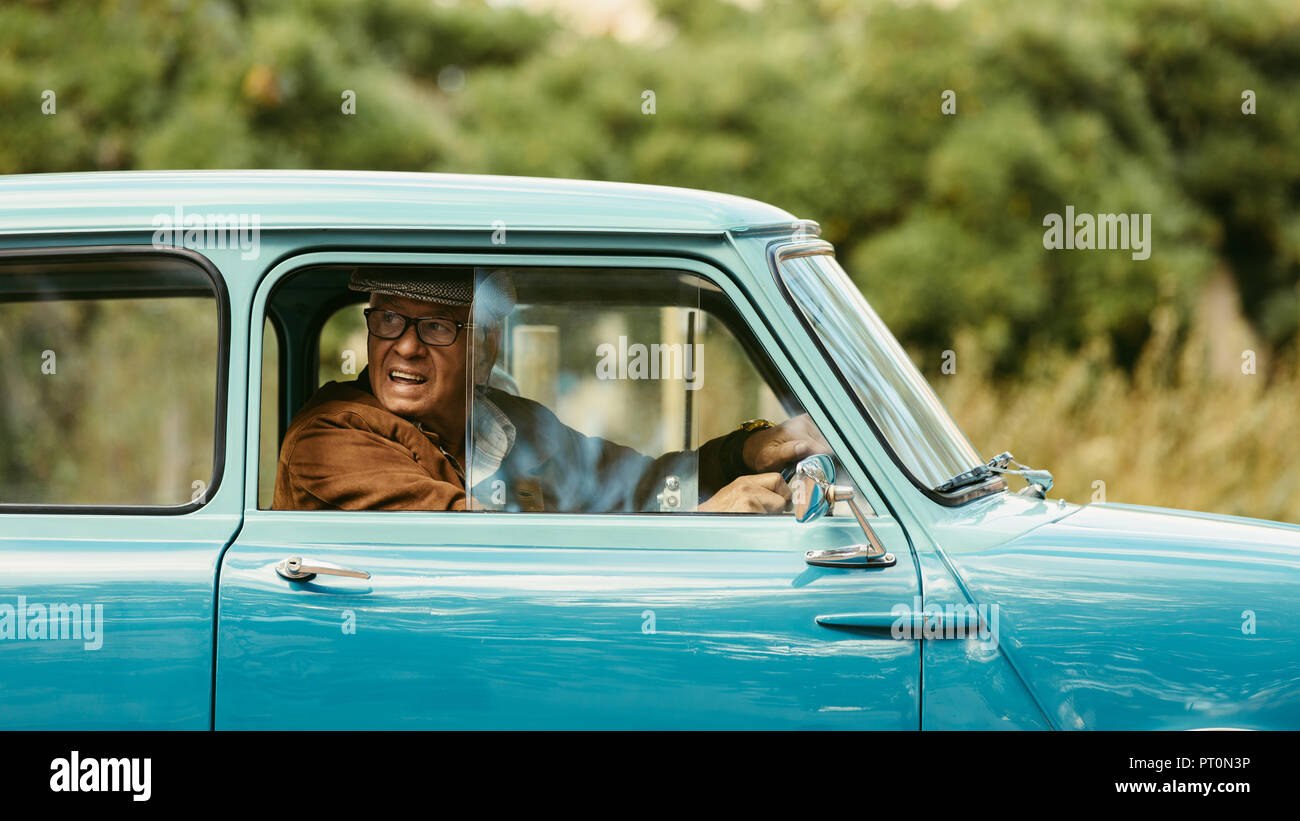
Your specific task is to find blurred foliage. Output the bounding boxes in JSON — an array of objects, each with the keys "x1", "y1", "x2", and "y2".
[
  {"x1": 3, "y1": 0, "x2": 1297, "y2": 375},
  {"x1": 0, "y1": 0, "x2": 555, "y2": 170},
  {"x1": 451, "y1": 0, "x2": 1300, "y2": 379}
]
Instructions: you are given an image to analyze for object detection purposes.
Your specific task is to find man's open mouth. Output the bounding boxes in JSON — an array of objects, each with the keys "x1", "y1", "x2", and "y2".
[{"x1": 389, "y1": 369, "x2": 428, "y2": 385}]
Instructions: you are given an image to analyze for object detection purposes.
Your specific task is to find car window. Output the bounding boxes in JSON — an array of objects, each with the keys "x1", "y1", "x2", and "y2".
[
  {"x1": 0, "y1": 253, "x2": 222, "y2": 508},
  {"x1": 264, "y1": 262, "x2": 855, "y2": 515},
  {"x1": 465, "y1": 266, "x2": 840, "y2": 514}
]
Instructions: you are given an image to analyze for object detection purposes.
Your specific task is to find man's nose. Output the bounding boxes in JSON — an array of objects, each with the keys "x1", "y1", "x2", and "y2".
[{"x1": 392, "y1": 322, "x2": 427, "y2": 357}]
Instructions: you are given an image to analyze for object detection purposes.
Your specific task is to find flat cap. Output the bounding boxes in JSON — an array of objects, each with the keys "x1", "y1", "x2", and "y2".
[{"x1": 349, "y1": 267, "x2": 515, "y2": 319}]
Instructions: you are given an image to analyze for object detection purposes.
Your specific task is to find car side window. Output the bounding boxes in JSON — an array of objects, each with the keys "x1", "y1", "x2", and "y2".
[
  {"x1": 262, "y1": 262, "x2": 855, "y2": 515},
  {"x1": 464, "y1": 266, "x2": 838, "y2": 514},
  {"x1": 0, "y1": 253, "x2": 222, "y2": 508}
]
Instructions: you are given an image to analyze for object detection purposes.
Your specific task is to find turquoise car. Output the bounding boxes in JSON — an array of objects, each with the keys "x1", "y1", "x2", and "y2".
[{"x1": 0, "y1": 170, "x2": 1295, "y2": 730}]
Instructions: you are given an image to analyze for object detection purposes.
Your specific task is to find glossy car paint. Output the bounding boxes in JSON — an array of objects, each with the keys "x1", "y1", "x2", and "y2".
[
  {"x1": 932, "y1": 500, "x2": 1300, "y2": 729},
  {"x1": 0, "y1": 514, "x2": 234, "y2": 728},
  {"x1": 217, "y1": 514, "x2": 920, "y2": 729},
  {"x1": 0, "y1": 170, "x2": 1295, "y2": 729}
]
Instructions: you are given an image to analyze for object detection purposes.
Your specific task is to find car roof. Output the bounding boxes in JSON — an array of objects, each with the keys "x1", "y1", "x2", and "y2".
[{"x1": 0, "y1": 170, "x2": 799, "y2": 236}]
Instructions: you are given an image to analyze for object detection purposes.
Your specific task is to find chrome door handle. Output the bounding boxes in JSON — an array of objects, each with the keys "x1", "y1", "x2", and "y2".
[
  {"x1": 275, "y1": 556, "x2": 371, "y2": 582},
  {"x1": 815, "y1": 609, "x2": 986, "y2": 637}
]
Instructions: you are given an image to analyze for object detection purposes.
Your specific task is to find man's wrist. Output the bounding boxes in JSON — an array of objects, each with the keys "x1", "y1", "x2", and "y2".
[
  {"x1": 733, "y1": 419, "x2": 774, "y2": 474},
  {"x1": 720, "y1": 428, "x2": 756, "y2": 480}
]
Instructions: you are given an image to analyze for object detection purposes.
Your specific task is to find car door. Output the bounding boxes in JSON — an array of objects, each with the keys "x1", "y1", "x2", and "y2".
[
  {"x1": 0, "y1": 247, "x2": 237, "y2": 729},
  {"x1": 215, "y1": 251, "x2": 921, "y2": 729}
]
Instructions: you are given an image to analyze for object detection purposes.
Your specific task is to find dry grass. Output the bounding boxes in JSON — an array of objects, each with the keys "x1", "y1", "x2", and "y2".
[{"x1": 934, "y1": 301, "x2": 1300, "y2": 525}]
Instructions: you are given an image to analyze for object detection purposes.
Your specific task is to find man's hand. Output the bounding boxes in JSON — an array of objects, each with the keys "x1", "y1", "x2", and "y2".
[
  {"x1": 741, "y1": 414, "x2": 831, "y2": 473},
  {"x1": 697, "y1": 472, "x2": 791, "y2": 513}
]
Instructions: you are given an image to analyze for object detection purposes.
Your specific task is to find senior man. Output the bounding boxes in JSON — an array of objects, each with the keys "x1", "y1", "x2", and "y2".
[{"x1": 273, "y1": 268, "x2": 828, "y2": 513}]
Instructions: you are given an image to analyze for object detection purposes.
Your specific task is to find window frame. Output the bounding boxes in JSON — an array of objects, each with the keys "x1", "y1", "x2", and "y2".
[
  {"x1": 247, "y1": 250, "x2": 892, "y2": 520},
  {"x1": 0, "y1": 245, "x2": 231, "y2": 515}
]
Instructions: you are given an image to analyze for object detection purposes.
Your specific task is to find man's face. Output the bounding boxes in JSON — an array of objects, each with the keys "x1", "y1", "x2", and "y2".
[{"x1": 366, "y1": 293, "x2": 470, "y2": 432}]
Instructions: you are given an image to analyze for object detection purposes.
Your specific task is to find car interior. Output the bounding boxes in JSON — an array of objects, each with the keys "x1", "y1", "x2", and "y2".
[{"x1": 258, "y1": 263, "x2": 818, "y2": 511}]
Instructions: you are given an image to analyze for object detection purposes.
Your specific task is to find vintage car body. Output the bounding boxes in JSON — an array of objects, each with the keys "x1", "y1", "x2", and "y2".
[{"x1": 0, "y1": 170, "x2": 1295, "y2": 730}]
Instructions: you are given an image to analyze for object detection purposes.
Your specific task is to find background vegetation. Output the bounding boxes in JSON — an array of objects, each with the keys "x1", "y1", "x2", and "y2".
[{"x1": 3, "y1": 0, "x2": 1299, "y2": 519}]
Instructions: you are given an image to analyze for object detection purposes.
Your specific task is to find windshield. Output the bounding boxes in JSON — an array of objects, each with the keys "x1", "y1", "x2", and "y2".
[{"x1": 777, "y1": 248, "x2": 984, "y2": 492}]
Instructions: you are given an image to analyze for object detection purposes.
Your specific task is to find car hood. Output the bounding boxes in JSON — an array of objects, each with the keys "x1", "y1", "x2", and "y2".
[{"x1": 938, "y1": 501, "x2": 1300, "y2": 729}]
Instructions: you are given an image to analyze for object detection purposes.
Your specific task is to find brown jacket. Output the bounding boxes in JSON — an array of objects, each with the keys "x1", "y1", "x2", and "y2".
[
  {"x1": 273, "y1": 368, "x2": 749, "y2": 512},
  {"x1": 273, "y1": 369, "x2": 470, "y2": 511}
]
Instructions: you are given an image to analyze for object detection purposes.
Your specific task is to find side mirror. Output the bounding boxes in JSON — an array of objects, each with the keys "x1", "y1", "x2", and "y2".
[
  {"x1": 792, "y1": 454, "x2": 896, "y2": 569},
  {"x1": 792, "y1": 453, "x2": 836, "y2": 523}
]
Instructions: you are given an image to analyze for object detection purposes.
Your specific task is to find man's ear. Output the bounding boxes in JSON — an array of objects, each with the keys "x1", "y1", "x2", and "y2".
[{"x1": 472, "y1": 324, "x2": 502, "y2": 384}]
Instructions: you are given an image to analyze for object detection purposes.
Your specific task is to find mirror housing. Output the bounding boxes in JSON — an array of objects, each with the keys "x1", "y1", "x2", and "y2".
[{"x1": 793, "y1": 453, "x2": 836, "y2": 523}]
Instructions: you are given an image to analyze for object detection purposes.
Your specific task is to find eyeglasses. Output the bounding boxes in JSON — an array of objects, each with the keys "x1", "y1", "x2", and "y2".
[{"x1": 363, "y1": 308, "x2": 473, "y2": 347}]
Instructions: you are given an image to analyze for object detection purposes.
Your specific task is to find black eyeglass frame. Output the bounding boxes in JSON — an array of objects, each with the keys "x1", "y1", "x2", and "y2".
[{"x1": 362, "y1": 307, "x2": 474, "y2": 347}]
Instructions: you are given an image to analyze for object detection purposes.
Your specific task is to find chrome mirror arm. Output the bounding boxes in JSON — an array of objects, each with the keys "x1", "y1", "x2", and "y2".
[
  {"x1": 834, "y1": 486, "x2": 888, "y2": 557},
  {"x1": 793, "y1": 456, "x2": 896, "y2": 569}
]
